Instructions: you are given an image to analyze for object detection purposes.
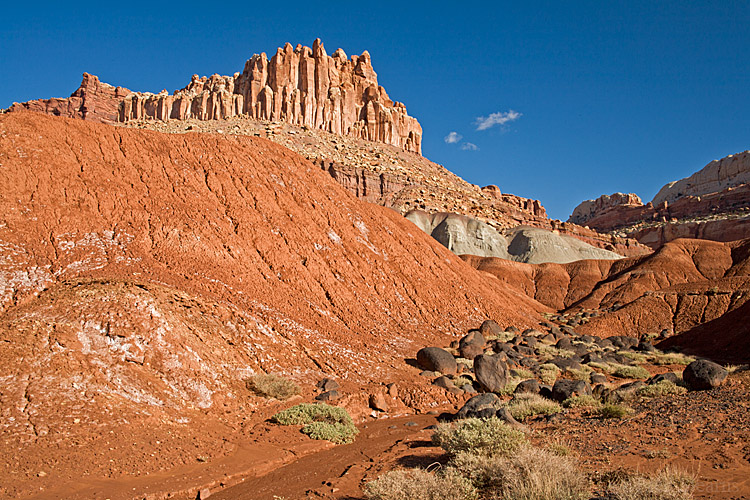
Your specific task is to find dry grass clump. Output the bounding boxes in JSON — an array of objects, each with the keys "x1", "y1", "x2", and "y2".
[
  {"x1": 432, "y1": 418, "x2": 527, "y2": 457},
  {"x1": 565, "y1": 367, "x2": 593, "y2": 382},
  {"x1": 448, "y1": 446, "x2": 589, "y2": 500},
  {"x1": 506, "y1": 393, "x2": 561, "y2": 420},
  {"x1": 245, "y1": 373, "x2": 300, "y2": 400},
  {"x1": 512, "y1": 368, "x2": 536, "y2": 379},
  {"x1": 607, "y1": 467, "x2": 695, "y2": 500},
  {"x1": 612, "y1": 365, "x2": 650, "y2": 379},
  {"x1": 364, "y1": 469, "x2": 476, "y2": 500},
  {"x1": 537, "y1": 345, "x2": 576, "y2": 361},
  {"x1": 617, "y1": 351, "x2": 649, "y2": 363},
  {"x1": 453, "y1": 376, "x2": 475, "y2": 389},
  {"x1": 562, "y1": 395, "x2": 601, "y2": 409},
  {"x1": 636, "y1": 380, "x2": 688, "y2": 398},
  {"x1": 596, "y1": 403, "x2": 633, "y2": 419},
  {"x1": 271, "y1": 403, "x2": 358, "y2": 444},
  {"x1": 649, "y1": 352, "x2": 695, "y2": 366},
  {"x1": 539, "y1": 363, "x2": 561, "y2": 385},
  {"x1": 456, "y1": 358, "x2": 474, "y2": 370}
]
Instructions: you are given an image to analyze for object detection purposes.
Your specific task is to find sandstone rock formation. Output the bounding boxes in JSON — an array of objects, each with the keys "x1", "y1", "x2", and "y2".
[
  {"x1": 8, "y1": 40, "x2": 422, "y2": 154},
  {"x1": 568, "y1": 151, "x2": 750, "y2": 248},
  {"x1": 569, "y1": 192, "x2": 644, "y2": 226},
  {"x1": 9, "y1": 73, "x2": 130, "y2": 123},
  {"x1": 652, "y1": 151, "x2": 750, "y2": 205}
]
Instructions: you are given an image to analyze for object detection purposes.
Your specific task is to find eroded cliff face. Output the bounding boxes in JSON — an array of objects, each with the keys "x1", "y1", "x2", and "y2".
[{"x1": 8, "y1": 39, "x2": 422, "y2": 154}]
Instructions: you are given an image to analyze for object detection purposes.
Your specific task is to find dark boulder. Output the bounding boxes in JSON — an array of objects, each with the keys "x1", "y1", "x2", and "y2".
[
  {"x1": 551, "y1": 379, "x2": 592, "y2": 402},
  {"x1": 514, "y1": 379, "x2": 540, "y2": 395},
  {"x1": 474, "y1": 354, "x2": 509, "y2": 393},
  {"x1": 417, "y1": 347, "x2": 457, "y2": 375},
  {"x1": 683, "y1": 359, "x2": 728, "y2": 390},
  {"x1": 455, "y1": 393, "x2": 502, "y2": 419},
  {"x1": 479, "y1": 320, "x2": 503, "y2": 338}
]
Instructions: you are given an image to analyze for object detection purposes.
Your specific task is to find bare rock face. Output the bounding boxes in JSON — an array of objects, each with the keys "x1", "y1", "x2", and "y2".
[
  {"x1": 569, "y1": 192, "x2": 643, "y2": 226},
  {"x1": 9, "y1": 73, "x2": 131, "y2": 124},
  {"x1": 9, "y1": 40, "x2": 422, "y2": 154},
  {"x1": 652, "y1": 151, "x2": 750, "y2": 205}
]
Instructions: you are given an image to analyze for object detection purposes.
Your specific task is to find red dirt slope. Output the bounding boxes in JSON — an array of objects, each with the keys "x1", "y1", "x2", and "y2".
[
  {"x1": 463, "y1": 238, "x2": 750, "y2": 362},
  {"x1": 0, "y1": 111, "x2": 547, "y2": 498}
]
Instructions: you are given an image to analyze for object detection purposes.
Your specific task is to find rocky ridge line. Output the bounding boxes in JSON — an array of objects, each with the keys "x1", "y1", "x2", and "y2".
[{"x1": 8, "y1": 39, "x2": 422, "y2": 154}]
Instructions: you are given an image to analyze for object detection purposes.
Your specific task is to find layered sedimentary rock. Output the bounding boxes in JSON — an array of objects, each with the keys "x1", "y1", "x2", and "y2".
[
  {"x1": 569, "y1": 192, "x2": 643, "y2": 226},
  {"x1": 8, "y1": 39, "x2": 422, "y2": 153},
  {"x1": 9, "y1": 73, "x2": 130, "y2": 123},
  {"x1": 568, "y1": 151, "x2": 750, "y2": 248},
  {"x1": 652, "y1": 151, "x2": 750, "y2": 205}
]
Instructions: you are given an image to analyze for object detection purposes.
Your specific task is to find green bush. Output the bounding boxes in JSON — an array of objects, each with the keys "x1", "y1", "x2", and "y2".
[
  {"x1": 507, "y1": 393, "x2": 561, "y2": 420},
  {"x1": 432, "y1": 418, "x2": 527, "y2": 457},
  {"x1": 271, "y1": 403, "x2": 358, "y2": 444},
  {"x1": 539, "y1": 363, "x2": 561, "y2": 385},
  {"x1": 364, "y1": 469, "x2": 477, "y2": 500},
  {"x1": 245, "y1": 373, "x2": 300, "y2": 400}
]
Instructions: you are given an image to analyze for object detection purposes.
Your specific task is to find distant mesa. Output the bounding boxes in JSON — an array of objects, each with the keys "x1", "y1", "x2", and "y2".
[
  {"x1": 568, "y1": 151, "x2": 750, "y2": 248},
  {"x1": 8, "y1": 39, "x2": 423, "y2": 154}
]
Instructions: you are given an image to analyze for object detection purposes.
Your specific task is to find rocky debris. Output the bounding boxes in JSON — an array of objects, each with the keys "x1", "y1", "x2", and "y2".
[
  {"x1": 683, "y1": 359, "x2": 729, "y2": 390},
  {"x1": 417, "y1": 347, "x2": 458, "y2": 375},
  {"x1": 317, "y1": 378, "x2": 340, "y2": 392},
  {"x1": 473, "y1": 354, "x2": 509, "y2": 393},
  {"x1": 316, "y1": 390, "x2": 341, "y2": 402},
  {"x1": 10, "y1": 39, "x2": 423, "y2": 154},
  {"x1": 369, "y1": 393, "x2": 389, "y2": 412}
]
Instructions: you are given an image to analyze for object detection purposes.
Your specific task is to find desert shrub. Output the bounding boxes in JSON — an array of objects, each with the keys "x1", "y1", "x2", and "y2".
[
  {"x1": 617, "y1": 351, "x2": 649, "y2": 363},
  {"x1": 506, "y1": 393, "x2": 561, "y2": 420},
  {"x1": 565, "y1": 367, "x2": 592, "y2": 382},
  {"x1": 607, "y1": 467, "x2": 695, "y2": 500},
  {"x1": 364, "y1": 469, "x2": 477, "y2": 500},
  {"x1": 453, "y1": 376, "x2": 474, "y2": 388},
  {"x1": 612, "y1": 365, "x2": 650, "y2": 379},
  {"x1": 649, "y1": 352, "x2": 695, "y2": 366},
  {"x1": 245, "y1": 374, "x2": 300, "y2": 400},
  {"x1": 562, "y1": 395, "x2": 601, "y2": 409},
  {"x1": 271, "y1": 403, "x2": 358, "y2": 444},
  {"x1": 456, "y1": 358, "x2": 474, "y2": 370},
  {"x1": 589, "y1": 361, "x2": 616, "y2": 374},
  {"x1": 496, "y1": 377, "x2": 523, "y2": 395},
  {"x1": 547, "y1": 441, "x2": 572, "y2": 457},
  {"x1": 432, "y1": 418, "x2": 527, "y2": 457},
  {"x1": 448, "y1": 446, "x2": 589, "y2": 500},
  {"x1": 537, "y1": 345, "x2": 576, "y2": 361},
  {"x1": 512, "y1": 368, "x2": 535, "y2": 379},
  {"x1": 539, "y1": 363, "x2": 561, "y2": 385},
  {"x1": 636, "y1": 380, "x2": 687, "y2": 398},
  {"x1": 596, "y1": 403, "x2": 633, "y2": 419}
]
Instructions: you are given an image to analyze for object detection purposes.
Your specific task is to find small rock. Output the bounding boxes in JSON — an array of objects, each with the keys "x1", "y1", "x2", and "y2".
[
  {"x1": 196, "y1": 488, "x2": 211, "y2": 500},
  {"x1": 369, "y1": 393, "x2": 389, "y2": 412},
  {"x1": 479, "y1": 320, "x2": 503, "y2": 337},
  {"x1": 316, "y1": 377, "x2": 340, "y2": 392},
  {"x1": 514, "y1": 379, "x2": 540, "y2": 395},
  {"x1": 315, "y1": 390, "x2": 340, "y2": 402},
  {"x1": 455, "y1": 393, "x2": 502, "y2": 419}
]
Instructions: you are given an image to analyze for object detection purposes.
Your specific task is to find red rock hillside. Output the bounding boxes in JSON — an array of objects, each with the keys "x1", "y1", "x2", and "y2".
[
  {"x1": 0, "y1": 111, "x2": 551, "y2": 498},
  {"x1": 9, "y1": 39, "x2": 423, "y2": 153}
]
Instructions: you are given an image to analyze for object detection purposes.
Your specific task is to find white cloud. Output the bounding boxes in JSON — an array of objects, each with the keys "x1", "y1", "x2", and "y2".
[
  {"x1": 475, "y1": 110, "x2": 522, "y2": 131},
  {"x1": 460, "y1": 142, "x2": 479, "y2": 151},
  {"x1": 444, "y1": 131, "x2": 462, "y2": 144}
]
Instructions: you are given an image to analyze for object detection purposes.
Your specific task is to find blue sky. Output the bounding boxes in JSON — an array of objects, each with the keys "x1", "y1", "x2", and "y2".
[{"x1": 2, "y1": 1, "x2": 748, "y2": 219}]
